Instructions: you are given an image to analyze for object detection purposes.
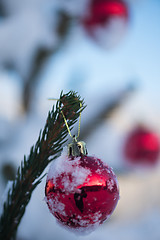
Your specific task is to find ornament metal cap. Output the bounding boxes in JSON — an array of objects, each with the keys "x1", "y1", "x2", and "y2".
[{"x1": 68, "y1": 136, "x2": 88, "y2": 157}]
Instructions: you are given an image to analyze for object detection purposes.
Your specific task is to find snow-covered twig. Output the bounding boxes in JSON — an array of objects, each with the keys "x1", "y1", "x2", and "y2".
[{"x1": 0, "y1": 91, "x2": 85, "y2": 240}]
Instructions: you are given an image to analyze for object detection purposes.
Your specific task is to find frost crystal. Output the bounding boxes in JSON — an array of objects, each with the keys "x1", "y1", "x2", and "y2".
[
  {"x1": 107, "y1": 178, "x2": 115, "y2": 191},
  {"x1": 48, "y1": 198, "x2": 66, "y2": 216}
]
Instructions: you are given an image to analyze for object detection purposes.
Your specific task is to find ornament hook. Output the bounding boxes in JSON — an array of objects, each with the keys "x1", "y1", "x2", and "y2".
[
  {"x1": 48, "y1": 98, "x2": 87, "y2": 157},
  {"x1": 60, "y1": 102, "x2": 87, "y2": 157}
]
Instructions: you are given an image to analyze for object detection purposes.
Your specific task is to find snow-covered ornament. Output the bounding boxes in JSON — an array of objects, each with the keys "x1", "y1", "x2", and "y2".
[
  {"x1": 124, "y1": 125, "x2": 160, "y2": 167},
  {"x1": 82, "y1": 0, "x2": 129, "y2": 48},
  {"x1": 45, "y1": 106, "x2": 119, "y2": 232}
]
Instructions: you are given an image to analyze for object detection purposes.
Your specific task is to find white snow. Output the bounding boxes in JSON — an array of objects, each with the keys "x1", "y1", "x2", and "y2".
[
  {"x1": 0, "y1": 0, "x2": 59, "y2": 78},
  {"x1": 90, "y1": 17, "x2": 128, "y2": 49},
  {"x1": 48, "y1": 197, "x2": 67, "y2": 216},
  {"x1": 47, "y1": 148, "x2": 91, "y2": 192},
  {"x1": 107, "y1": 178, "x2": 115, "y2": 192}
]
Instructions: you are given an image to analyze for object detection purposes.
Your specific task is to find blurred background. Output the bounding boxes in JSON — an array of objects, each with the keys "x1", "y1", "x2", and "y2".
[{"x1": 0, "y1": 0, "x2": 160, "y2": 239}]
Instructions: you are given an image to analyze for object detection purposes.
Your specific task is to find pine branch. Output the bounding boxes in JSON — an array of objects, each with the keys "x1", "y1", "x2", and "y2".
[{"x1": 0, "y1": 91, "x2": 86, "y2": 240}]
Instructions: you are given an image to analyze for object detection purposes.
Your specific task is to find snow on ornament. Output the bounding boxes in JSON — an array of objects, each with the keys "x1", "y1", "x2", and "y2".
[
  {"x1": 82, "y1": 0, "x2": 129, "y2": 48},
  {"x1": 124, "y1": 125, "x2": 160, "y2": 167},
  {"x1": 45, "y1": 136, "x2": 119, "y2": 233}
]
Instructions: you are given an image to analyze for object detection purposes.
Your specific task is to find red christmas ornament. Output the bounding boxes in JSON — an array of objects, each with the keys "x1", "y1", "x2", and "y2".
[
  {"x1": 45, "y1": 139, "x2": 119, "y2": 232},
  {"x1": 124, "y1": 126, "x2": 160, "y2": 166},
  {"x1": 82, "y1": 0, "x2": 129, "y2": 48}
]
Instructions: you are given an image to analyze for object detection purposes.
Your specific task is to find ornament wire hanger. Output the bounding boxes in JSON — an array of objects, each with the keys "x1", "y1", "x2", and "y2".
[
  {"x1": 61, "y1": 102, "x2": 82, "y2": 142},
  {"x1": 48, "y1": 98, "x2": 82, "y2": 141},
  {"x1": 48, "y1": 98, "x2": 86, "y2": 156}
]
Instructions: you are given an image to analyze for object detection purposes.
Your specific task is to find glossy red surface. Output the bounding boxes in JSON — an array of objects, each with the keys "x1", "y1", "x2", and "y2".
[
  {"x1": 83, "y1": 0, "x2": 128, "y2": 27},
  {"x1": 124, "y1": 126, "x2": 160, "y2": 166},
  {"x1": 45, "y1": 155, "x2": 119, "y2": 230}
]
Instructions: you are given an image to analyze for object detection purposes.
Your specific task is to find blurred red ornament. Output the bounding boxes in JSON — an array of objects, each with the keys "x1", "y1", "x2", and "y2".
[
  {"x1": 124, "y1": 126, "x2": 160, "y2": 166},
  {"x1": 82, "y1": 0, "x2": 129, "y2": 48},
  {"x1": 45, "y1": 151, "x2": 119, "y2": 232}
]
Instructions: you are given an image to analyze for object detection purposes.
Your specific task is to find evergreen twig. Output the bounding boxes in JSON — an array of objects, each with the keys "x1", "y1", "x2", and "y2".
[{"x1": 0, "y1": 91, "x2": 85, "y2": 240}]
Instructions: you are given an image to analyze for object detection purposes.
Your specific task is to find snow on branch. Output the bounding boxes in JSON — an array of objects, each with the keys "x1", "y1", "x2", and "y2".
[{"x1": 0, "y1": 90, "x2": 86, "y2": 240}]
